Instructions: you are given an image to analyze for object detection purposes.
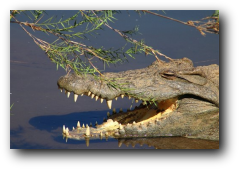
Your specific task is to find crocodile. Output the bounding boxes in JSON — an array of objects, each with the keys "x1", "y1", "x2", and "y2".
[{"x1": 57, "y1": 57, "x2": 219, "y2": 141}]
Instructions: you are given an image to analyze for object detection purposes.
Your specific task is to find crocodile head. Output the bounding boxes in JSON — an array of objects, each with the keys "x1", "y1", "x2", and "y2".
[{"x1": 57, "y1": 58, "x2": 219, "y2": 141}]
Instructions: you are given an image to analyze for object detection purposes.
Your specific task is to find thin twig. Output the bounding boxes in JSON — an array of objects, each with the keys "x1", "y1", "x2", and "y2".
[
  {"x1": 142, "y1": 10, "x2": 219, "y2": 35},
  {"x1": 35, "y1": 13, "x2": 44, "y2": 24},
  {"x1": 142, "y1": 10, "x2": 191, "y2": 27},
  {"x1": 91, "y1": 10, "x2": 173, "y2": 62},
  {"x1": 88, "y1": 58, "x2": 104, "y2": 76}
]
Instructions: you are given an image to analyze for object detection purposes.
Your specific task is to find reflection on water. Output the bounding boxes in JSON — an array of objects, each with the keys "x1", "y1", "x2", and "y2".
[
  {"x1": 117, "y1": 137, "x2": 219, "y2": 149},
  {"x1": 61, "y1": 136, "x2": 219, "y2": 149}
]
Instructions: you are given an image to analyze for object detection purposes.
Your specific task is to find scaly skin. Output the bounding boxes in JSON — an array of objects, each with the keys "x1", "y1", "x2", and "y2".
[{"x1": 58, "y1": 58, "x2": 219, "y2": 141}]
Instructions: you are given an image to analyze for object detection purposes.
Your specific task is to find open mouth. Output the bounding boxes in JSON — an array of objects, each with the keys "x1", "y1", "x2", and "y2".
[
  {"x1": 107, "y1": 97, "x2": 178, "y2": 125},
  {"x1": 59, "y1": 86, "x2": 178, "y2": 139}
]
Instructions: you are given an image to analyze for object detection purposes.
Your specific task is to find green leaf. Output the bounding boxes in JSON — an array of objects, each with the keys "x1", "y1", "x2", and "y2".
[
  {"x1": 10, "y1": 103, "x2": 14, "y2": 110},
  {"x1": 212, "y1": 10, "x2": 219, "y2": 17}
]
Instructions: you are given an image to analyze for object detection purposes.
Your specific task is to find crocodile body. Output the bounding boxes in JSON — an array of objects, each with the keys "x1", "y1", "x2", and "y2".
[{"x1": 57, "y1": 57, "x2": 219, "y2": 141}]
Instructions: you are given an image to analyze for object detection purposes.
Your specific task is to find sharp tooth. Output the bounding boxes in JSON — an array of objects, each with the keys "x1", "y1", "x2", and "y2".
[
  {"x1": 88, "y1": 91, "x2": 91, "y2": 96},
  {"x1": 100, "y1": 98, "x2": 104, "y2": 103},
  {"x1": 85, "y1": 126, "x2": 90, "y2": 136},
  {"x1": 113, "y1": 108, "x2": 116, "y2": 114},
  {"x1": 91, "y1": 94, "x2": 95, "y2": 99},
  {"x1": 85, "y1": 137, "x2": 89, "y2": 147},
  {"x1": 74, "y1": 94, "x2": 78, "y2": 102},
  {"x1": 82, "y1": 124, "x2": 85, "y2": 128},
  {"x1": 72, "y1": 126, "x2": 75, "y2": 130},
  {"x1": 81, "y1": 94, "x2": 83, "y2": 96},
  {"x1": 107, "y1": 100, "x2": 112, "y2": 109},
  {"x1": 119, "y1": 123, "x2": 123, "y2": 129},
  {"x1": 63, "y1": 125, "x2": 66, "y2": 134},
  {"x1": 115, "y1": 97, "x2": 118, "y2": 100},
  {"x1": 77, "y1": 121, "x2": 80, "y2": 128},
  {"x1": 135, "y1": 99, "x2": 139, "y2": 103},
  {"x1": 95, "y1": 95, "x2": 99, "y2": 101},
  {"x1": 121, "y1": 94, "x2": 124, "y2": 98},
  {"x1": 60, "y1": 89, "x2": 63, "y2": 92},
  {"x1": 65, "y1": 127, "x2": 69, "y2": 136},
  {"x1": 107, "y1": 112, "x2": 110, "y2": 117},
  {"x1": 105, "y1": 132, "x2": 108, "y2": 136},
  {"x1": 67, "y1": 92, "x2": 70, "y2": 98},
  {"x1": 118, "y1": 140, "x2": 123, "y2": 147}
]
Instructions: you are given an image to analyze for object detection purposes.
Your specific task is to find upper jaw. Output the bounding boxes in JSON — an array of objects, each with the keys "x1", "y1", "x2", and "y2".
[
  {"x1": 58, "y1": 70, "x2": 219, "y2": 111},
  {"x1": 57, "y1": 73, "x2": 156, "y2": 109}
]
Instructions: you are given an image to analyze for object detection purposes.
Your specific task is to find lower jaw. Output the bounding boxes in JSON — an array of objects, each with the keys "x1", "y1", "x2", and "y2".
[{"x1": 62, "y1": 98, "x2": 178, "y2": 139}]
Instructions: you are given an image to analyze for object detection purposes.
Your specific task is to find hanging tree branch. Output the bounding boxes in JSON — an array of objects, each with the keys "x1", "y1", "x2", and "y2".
[
  {"x1": 90, "y1": 10, "x2": 173, "y2": 62},
  {"x1": 11, "y1": 10, "x2": 131, "y2": 75},
  {"x1": 11, "y1": 10, "x2": 219, "y2": 76},
  {"x1": 141, "y1": 10, "x2": 219, "y2": 36}
]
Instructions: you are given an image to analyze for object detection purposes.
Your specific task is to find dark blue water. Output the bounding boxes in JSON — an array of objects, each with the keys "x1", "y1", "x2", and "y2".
[{"x1": 10, "y1": 10, "x2": 219, "y2": 149}]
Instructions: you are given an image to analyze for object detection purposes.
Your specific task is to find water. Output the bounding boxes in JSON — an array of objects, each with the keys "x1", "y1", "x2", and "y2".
[{"x1": 10, "y1": 10, "x2": 219, "y2": 149}]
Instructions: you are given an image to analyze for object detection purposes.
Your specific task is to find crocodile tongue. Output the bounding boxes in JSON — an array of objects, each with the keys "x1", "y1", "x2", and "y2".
[{"x1": 107, "y1": 97, "x2": 178, "y2": 125}]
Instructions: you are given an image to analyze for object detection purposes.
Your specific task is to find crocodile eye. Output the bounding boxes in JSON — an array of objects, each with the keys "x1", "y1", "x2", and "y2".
[
  {"x1": 160, "y1": 70, "x2": 176, "y2": 80},
  {"x1": 161, "y1": 74, "x2": 176, "y2": 80}
]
